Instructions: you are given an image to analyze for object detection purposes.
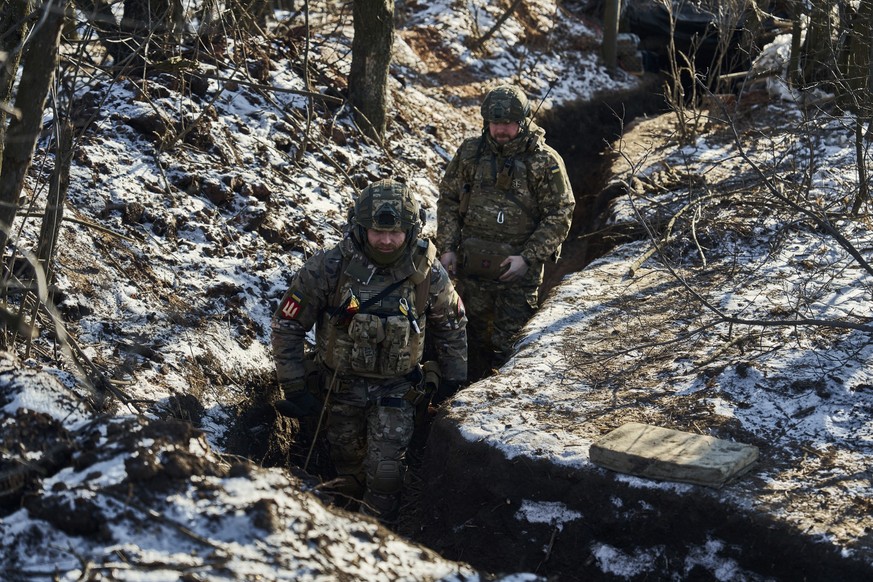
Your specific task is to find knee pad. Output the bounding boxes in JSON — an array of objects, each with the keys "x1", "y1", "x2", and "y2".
[{"x1": 370, "y1": 459, "x2": 403, "y2": 495}]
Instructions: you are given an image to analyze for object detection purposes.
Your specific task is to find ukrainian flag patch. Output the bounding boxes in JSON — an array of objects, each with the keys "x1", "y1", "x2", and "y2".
[{"x1": 550, "y1": 164, "x2": 560, "y2": 174}]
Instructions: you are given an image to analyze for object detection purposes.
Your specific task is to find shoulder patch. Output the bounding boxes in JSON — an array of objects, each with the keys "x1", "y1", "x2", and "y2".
[{"x1": 279, "y1": 291, "x2": 304, "y2": 319}]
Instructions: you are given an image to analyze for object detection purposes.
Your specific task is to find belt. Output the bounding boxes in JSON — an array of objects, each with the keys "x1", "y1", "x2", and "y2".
[{"x1": 378, "y1": 396, "x2": 407, "y2": 408}]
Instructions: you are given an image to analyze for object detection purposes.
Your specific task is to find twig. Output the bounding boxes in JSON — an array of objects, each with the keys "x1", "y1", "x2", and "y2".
[
  {"x1": 620, "y1": 171, "x2": 873, "y2": 333},
  {"x1": 690, "y1": 203, "x2": 707, "y2": 267},
  {"x1": 627, "y1": 192, "x2": 721, "y2": 276},
  {"x1": 251, "y1": 86, "x2": 359, "y2": 193},
  {"x1": 304, "y1": 366, "x2": 338, "y2": 473},
  {"x1": 101, "y1": 489, "x2": 220, "y2": 548},
  {"x1": 474, "y1": 0, "x2": 523, "y2": 49},
  {"x1": 195, "y1": 70, "x2": 343, "y2": 104},
  {"x1": 20, "y1": 212, "x2": 137, "y2": 243},
  {"x1": 702, "y1": 78, "x2": 873, "y2": 278},
  {"x1": 543, "y1": 525, "x2": 558, "y2": 562}
]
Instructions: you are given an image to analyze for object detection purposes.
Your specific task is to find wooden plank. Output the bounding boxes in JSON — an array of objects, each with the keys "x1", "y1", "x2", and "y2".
[{"x1": 589, "y1": 422, "x2": 759, "y2": 488}]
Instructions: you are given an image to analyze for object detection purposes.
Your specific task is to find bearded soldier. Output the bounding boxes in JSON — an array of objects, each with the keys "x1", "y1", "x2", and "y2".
[
  {"x1": 437, "y1": 84, "x2": 574, "y2": 381},
  {"x1": 271, "y1": 179, "x2": 467, "y2": 523}
]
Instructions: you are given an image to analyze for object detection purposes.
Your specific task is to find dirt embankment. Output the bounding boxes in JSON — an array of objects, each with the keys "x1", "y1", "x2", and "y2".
[{"x1": 412, "y1": 415, "x2": 872, "y2": 580}]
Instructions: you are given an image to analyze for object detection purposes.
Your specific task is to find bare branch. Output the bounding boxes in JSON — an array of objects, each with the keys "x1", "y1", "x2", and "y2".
[{"x1": 473, "y1": 0, "x2": 523, "y2": 50}]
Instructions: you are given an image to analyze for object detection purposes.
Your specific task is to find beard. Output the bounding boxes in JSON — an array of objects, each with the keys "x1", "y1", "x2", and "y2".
[{"x1": 365, "y1": 239, "x2": 407, "y2": 266}]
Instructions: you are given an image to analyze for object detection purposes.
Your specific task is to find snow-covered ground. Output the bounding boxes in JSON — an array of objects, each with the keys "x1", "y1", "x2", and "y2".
[
  {"x1": 434, "y1": 103, "x2": 873, "y2": 577},
  {"x1": 4, "y1": 1, "x2": 871, "y2": 579},
  {"x1": 1, "y1": 2, "x2": 635, "y2": 580}
]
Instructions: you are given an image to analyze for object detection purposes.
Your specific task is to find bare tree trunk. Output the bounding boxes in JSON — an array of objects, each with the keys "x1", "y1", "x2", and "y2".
[
  {"x1": 22, "y1": 119, "x2": 73, "y2": 355},
  {"x1": 0, "y1": 0, "x2": 34, "y2": 165},
  {"x1": 296, "y1": 0, "x2": 312, "y2": 163},
  {"x1": 801, "y1": 0, "x2": 838, "y2": 87},
  {"x1": 229, "y1": 0, "x2": 271, "y2": 33},
  {"x1": 36, "y1": 120, "x2": 73, "y2": 286},
  {"x1": 788, "y1": 3, "x2": 802, "y2": 87},
  {"x1": 73, "y1": 0, "x2": 130, "y2": 64},
  {"x1": 601, "y1": 0, "x2": 620, "y2": 71},
  {"x1": 349, "y1": 0, "x2": 393, "y2": 140},
  {"x1": 0, "y1": 0, "x2": 68, "y2": 251},
  {"x1": 844, "y1": 0, "x2": 873, "y2": 105},
  {"x1": 122, "y1": 0, "x2": 184, "y2": 63},
  {"x1": 852, "y1": 116, "x2": 869, "y2": 215},
  {"x1": 848, "y1": 0, "x2": 873, "y2": 214}
]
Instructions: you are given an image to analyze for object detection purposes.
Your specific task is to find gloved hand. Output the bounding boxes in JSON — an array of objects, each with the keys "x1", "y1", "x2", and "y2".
[
  {"x1": 275, "y1": 388, "x2": 322, "y2": 418},
  {"x1": 431, "y1": 381, "x2": 462, "y2": 407}
]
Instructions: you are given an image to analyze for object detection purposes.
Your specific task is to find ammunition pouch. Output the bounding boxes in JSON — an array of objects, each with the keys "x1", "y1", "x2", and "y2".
[
  {"x1": 459, "y1": 237, "x2": 516, "y2": 280},
  {"x1": 403, "y1": 385, "x2": 428, "y2": 406}
]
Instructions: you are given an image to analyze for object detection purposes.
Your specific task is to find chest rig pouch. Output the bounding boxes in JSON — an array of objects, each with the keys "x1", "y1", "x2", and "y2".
[
  {"x1": 319, "y1": 249, "x2": 432, "y2": 379},
  {"x1": 347, "y1": 313, "x2": 385, "y2": 373}
]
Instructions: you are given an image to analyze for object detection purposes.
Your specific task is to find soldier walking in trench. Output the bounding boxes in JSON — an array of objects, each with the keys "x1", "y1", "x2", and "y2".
[
  {"x1": 271, "y1": 179, "x2": 467, "y2": 524},
  {"x1": 436, "y1": 84, "x2": 575, "y2": 382}
]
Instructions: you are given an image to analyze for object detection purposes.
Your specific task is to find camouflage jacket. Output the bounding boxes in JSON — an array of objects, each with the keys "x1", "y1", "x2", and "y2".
[
  {"x1": 436, "y1": 121, "x2": 575, "y2": 284},
  {"x1": 271, "y1": 235, "x2": 467, "y2": 391}
]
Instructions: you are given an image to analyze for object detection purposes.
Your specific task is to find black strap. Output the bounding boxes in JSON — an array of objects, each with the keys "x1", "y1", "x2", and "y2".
[
  {"x1": 329, "y1": 277, "x2": 406, "y2": 319},
  {"x1": 359, "y1": 278, "x2": 405, "y2": 311}
]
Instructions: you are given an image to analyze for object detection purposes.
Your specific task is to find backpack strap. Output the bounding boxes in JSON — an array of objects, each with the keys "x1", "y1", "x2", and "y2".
[
  {"x1": 409, "y1": 240, "x2": 436, "y2": 314},
  {"x1": 328, "y1": 255, "x2": 351, "y2": 316},
  {"x1": 459, "y1": 136, "x2": 488, "y2": 223}
]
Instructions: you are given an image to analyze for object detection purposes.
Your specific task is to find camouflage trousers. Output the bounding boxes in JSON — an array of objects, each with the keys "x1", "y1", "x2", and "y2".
[
  {"x1": 325, "y1": 376, "x2": 415, "y2": 521},
  {"x1": 455, "y1": 277, "x2": 537, "y2": 378}
]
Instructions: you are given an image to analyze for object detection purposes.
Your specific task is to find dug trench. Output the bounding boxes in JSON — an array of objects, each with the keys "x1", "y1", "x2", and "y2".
[
  {"x1": 396, "y1": 82, "x2": 687, "y2": 577},
  {"x1": 222, "y1": 79, "x2": 872, "y2": 580},
  {"x1": 222, "y1": 80, "x2": 686, "y2": 575},
  {"x1": 398, "y1": 91, "x2": 873, "y2": 580}
]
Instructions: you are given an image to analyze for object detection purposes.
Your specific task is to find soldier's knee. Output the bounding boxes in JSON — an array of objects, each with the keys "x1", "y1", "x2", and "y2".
[{"x1": 370, "y1": 459, "x2": 403, "y2": 495}]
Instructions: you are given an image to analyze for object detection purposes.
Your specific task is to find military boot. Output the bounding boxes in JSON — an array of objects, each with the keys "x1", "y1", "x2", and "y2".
[{"x1": 361, "y1": 490, "x2": 400, "y2": 525}]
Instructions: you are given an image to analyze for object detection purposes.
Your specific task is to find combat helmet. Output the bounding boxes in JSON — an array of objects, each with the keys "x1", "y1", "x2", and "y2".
[
  {"x1": 350, "y1": 179, "x2": 424, "y2": 260},
  {"x1": 480, "y1": 84, "x2": 531, "y2": 125}
]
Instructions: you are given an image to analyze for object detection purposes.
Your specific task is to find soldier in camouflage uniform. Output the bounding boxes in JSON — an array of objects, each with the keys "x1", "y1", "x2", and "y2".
[
  {"x1": 271, "y1": 179, "x2": 467, "y2": 523},
  {"x1": 437, "y1": 84, "x2": 574, "y2": 380}
]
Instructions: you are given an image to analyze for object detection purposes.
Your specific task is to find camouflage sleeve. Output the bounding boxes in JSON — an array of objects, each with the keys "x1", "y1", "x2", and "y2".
[
  {"x1": 521, "y1": 146, "x2": 575, "y2": 265},
  {"x1": 425, "y1": 260, "x2": 468, "y2": 383},
  {"x1": 270, "y1": 250, "x2": 336, "y2": 389},
  {"x1": 436, "y1": 138, "x2": 479, "y2": 254}
]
